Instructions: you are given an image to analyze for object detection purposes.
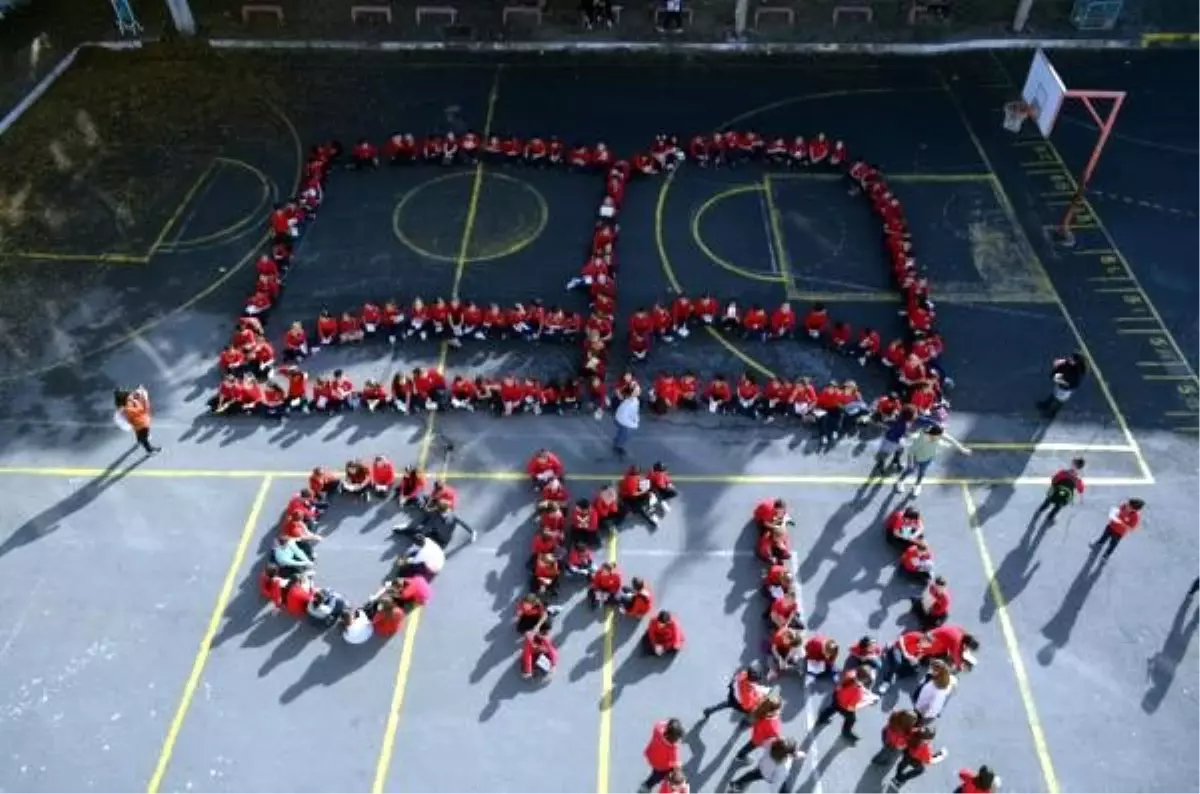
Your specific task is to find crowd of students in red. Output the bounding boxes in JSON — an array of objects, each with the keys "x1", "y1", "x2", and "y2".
[
  {"x1": 211, "y1": 130, "x2": 954, "y2": 447},
  {"x1": 513, "y1": 449, "x2": 687, "y2": 681},
  {"x1": 255, "y1": 455, "x2": 443, "y2": 643},
  {"x1": 635, "y1": 497, "x2": 991, "y2": 793}
]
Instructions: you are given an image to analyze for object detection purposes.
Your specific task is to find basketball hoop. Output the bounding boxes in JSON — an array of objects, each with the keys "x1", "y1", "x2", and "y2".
[{"x1": 1002, "y1": 100, "x2": 1036, "y2": 133}]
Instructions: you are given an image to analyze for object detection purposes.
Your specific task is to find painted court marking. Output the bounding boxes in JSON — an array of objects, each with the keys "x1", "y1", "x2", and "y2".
[{"x1": 146, "y1": 475, "x2": 274, "y2": 793}]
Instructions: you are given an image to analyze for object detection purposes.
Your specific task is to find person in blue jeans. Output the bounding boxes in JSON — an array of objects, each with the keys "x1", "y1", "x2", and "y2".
[
  {"x1": 613, "y1": 384, "x2": 641, "y2": 458},
  {"x1": 895, "y1": 425, "x2": 971, "y2": 497}
]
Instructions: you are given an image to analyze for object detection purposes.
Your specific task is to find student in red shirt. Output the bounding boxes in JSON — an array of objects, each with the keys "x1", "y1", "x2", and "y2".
[
  {"x1": 589, "y1": 561, "x2": 623, "y2": 608},
  {"x1": 733, "y1": 693, "x2": 784, "y2": 763},
  {"x1": 912, "y1": 575, "x2": 951, "y2": 629},
  {"x1": 531, "y1": 552, "x2": 561, "y2": 598},
  {"x1": 1035, "y1": 457, "x2": 1086, "y2": 524},
  {"x1": 371, "y1": 455, "x2": 397, "y2": 498},
  {"x1": 640, "y1": 718, "x2": 686, "y2": 793},
  {"x1": 515, "y1": 592, "x2": 555, "y2": 634},
  {"x1": 1091, "y1": 497, "x2": 1145, "y2": 564},
  {"x1": 528, "y1": 448, "x2": 565, "y2": 486},
  {"x1": 283, "y1": 575, "x2": 315, "y2": 618},
  {"x1": 871, "y1": 708, "x2": 919, "y2": 767},
  {"x1": 521, "y1": 623, "x2": 558, "y2": 681},
  {"x1": 815, "y1": 668, "x2": 877, "y2": 743},
  {"x1": 889, "y1": 726, "x2": 947, "y2": 787},
  {"x1": 955, "y1": 765, "x2": 999, "y2": 793},
  {"x1": 618, "y1": 577, "x2": 654, "y2": 619},
  {"x1": 259, "y1": 563, "x2": 286, "y2": 604},
  {"x1": 643, "y1": 610, "x2": 685, "y2": 656},
  {"x1": 371, "y1": 597, "x2": 404, "y2": 637},
  {"x1": 701, "y1": 662, "x2": 768, "y2": 720}
]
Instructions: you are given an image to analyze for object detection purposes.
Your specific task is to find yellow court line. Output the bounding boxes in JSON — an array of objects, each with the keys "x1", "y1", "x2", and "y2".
[
  {"x1": 939, "y1": 94, "x2": 1154, "y2": 483},
  {"x1": 371, "y1": 63, "x2": 502, "y2": 794},
  {"x1": 762, "y1": 173, "x2": 795, "y2": 289},
  {"x1": 1, "y1": 250, "x2": 150, "y2": 264},
  {"x1": 146, "y1": 475, "x2": 273, "y2": 793},
  {"x1": 147, "y1": 158, "x2": 219, "y2": 259},
  {"x1": 690, "y1": 184, "x2": 786, "y2": 284},
  {"x1": 771, "y1": 171, "x2": 993, "y2": 183},
  {"x1": 961, "y1": 485, "x2": 1060, "y2": 794},
  {"x1": 160, "y1": 158, "x2": 276, "y2": 252},
  {"x1": 596, "y1": 530, "x2": 619, "y2": 794},
  {"x1": 0, "y1": 466, "x2": 1153, "y2": 487}
]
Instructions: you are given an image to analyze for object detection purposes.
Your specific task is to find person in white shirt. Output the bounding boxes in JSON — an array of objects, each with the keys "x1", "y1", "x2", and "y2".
[
  {"x1": 340, "y1": 608, "x2": 373, "y2": 644},
  {"x1": 728, "y1": 737, "x2": 804, "y2": 793},
  {"x1": 307, "y1": 587, "x2": 348, "y2": 628},
  {"x1": 912, "y1": 659, "x2": 957, "y2": 723},
  {"x1": 612, "y1": 383, "x2": 641, "y2": 459},
  {"x1": 395, "y1": 532, "x2": 446, "y2": 578}
]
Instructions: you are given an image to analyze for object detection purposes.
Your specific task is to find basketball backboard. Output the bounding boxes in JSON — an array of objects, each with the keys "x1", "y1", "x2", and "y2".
[{"x1": 1021, "y1": 49, "x2": 1067, "y2": 137}]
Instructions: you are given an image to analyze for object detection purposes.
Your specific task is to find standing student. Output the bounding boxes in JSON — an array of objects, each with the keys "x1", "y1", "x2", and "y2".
[
  {"x1": 1090, "y1": 498, "x2": 1145, "y2": 564},
  {"x1": 728, "y1": 737, "x2": 804, "y2": 793},
  {"x1": 874, "y1": 406, "x2": 916, "y2": 474},
  {"x1": 114, "y1": 387, "x2": 162, "y2": 455},
  {"x1": 888, "y1": 726, "x2": 946, "y2": 788},
  {"x1": 894, "y1": 425, "x2": 971, "y2": 498},
  {"x1": 734, "y1": 693, "x2": 785, "y2": 763},
  {"x1": 955, "y1": 765, "x2": 999, "y2": 793},
  {"x1": 701, "y1": 662, "x2": 768, "y2": 721},
  {"x1": 1034, "y1": 458, "x2": 1086, "y2": 523},
  {"x1": 1037, "y1": 352, "x2": 1088, "y2": 417},
  {"x1": 639, "y1": 718, "x2": 686, "y2": 792},
  {"x1": 613, "y1": 383, "x2": 641, "y2": 459},
  {"x1": 816, "y1": 668, "x2": 878, "y2": 744},
  {"x1": 911, "y1": 659, "x2": 957, "y2": 723},
  {"x1": 393, "y1": 532, "x2": 446, "y2": 578},
  {"x1": 872, "y1": 709, "x2": 919, "y2": 767}
]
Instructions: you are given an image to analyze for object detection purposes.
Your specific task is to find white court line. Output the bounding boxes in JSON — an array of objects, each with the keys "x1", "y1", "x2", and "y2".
[
  {"x1": 757, "y1": 186, "x2": 782, "y2": 276},
  {"x1": 790, "y1": 549, "x2": 825, "y2": 794}
]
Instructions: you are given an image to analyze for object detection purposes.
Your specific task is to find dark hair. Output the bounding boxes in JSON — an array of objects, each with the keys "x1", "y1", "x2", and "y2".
[
  {"x1": 664, "y1": 719, "x2": 685, "y2": 742},
  {"x1": 1129, "y1": 498, "x2": 1146, "y2": 510},
  {"x1": 113, "y1": 389, "x2": 130, "y2": 408},
  {"x1": 976, "y1": 766, "x2": 996, "y2": 789},
  {"x1": 963, "y1": 633, "x2": 980, "y2": 651},
  {"x1": 657, "y1": 610, "x2": 671, "y2": 623},
  {"x1": 1071, "y1": 457, "x2": 1086, "y2": 469}
]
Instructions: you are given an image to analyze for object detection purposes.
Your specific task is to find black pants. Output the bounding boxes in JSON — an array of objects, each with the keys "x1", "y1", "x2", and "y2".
[
  {"x1": 640, "y1": 768, "x2": 669, "y2": 790},
  {"x1": 702, "y1": 683, "x2": 743, "y2": 717},
  {"x1": 818, "y1": 408, "x2": 845, "y2": 440},
  {"x1": 1036, "y1": 493, "x2": 1069, "y2": 521},
  {"x1": 877, "y1": 646, "x2": 917, "y2": 689},
  {"x1": 894, "y1": 756, "x2": 927, "y2": 784},
  {"x1": 134, "y1": 427, "x2": 157, "y2": 453},
  {"x1": 816, "y1": 702, "x2": 857, "y2": 738},
  {"x1": 1092, "y1": 527, "x2": 1123, "y2": 558},
  {"x1": 730, "y1": 768, "x2": 769, "y2": 789},
  {"x1": 871, "y1": 732, "x2": 903, "y2": 766}
]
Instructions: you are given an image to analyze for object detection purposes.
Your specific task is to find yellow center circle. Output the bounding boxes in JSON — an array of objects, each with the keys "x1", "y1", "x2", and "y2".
[{"x1": 391, "y1": 170, "x2": 549, "y2": 264}]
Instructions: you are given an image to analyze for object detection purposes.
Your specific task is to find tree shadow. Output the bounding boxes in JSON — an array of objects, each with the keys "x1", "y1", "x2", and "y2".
[
  {"x1": 1143, "y1": 592, "x2": 1199, "y2": 714},
  {"x1": 0, "y1": 446, "x2": 145, "y2": 559},
  {"x1": 279, "y1": 631, "x2": 390, "y2": 704},
  {"x1": 1037, "y1": 549, "x2": 1105, "y2": 666}
]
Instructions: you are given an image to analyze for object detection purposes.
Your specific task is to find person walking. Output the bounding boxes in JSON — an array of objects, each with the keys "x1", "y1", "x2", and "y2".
[
  {"x1": 1037, "y1": 352, "x2": 1087, "y2": 417},
  {"x1": 1034, "y1": 458, "x2": 1086, "y2": 524},
  {"x1": 815, "y1": 668, "x2": 878, "y2": 744},
  {"x1": 894, "y1": 425, "x2": 971, "y2": 497},
  {"x1": 639, "y1": 718, "x2": 686, "y2": 792},
  {"x1": 613, "y1": 382, "x2": 641, "y2": 459},
  {"x1": 114, "y1": 386, "x2": 161, "y2": 455},
  {"x1": 727, "y1": 737, "x2": 804, "y2": 793},
  {"x1": 911, "y1": 659, "x2": 956, "y2": 724},
  {"x1": 886, "y1": 726, "x2": 946, "y2": 789},
  {"x1": 1089, "y1": 497, "x2": 1145, "y2": 565}
]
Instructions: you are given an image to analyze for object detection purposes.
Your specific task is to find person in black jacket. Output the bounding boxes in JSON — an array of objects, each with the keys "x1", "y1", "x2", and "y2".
[{"x1": 1037, "y1": 353, "x2": 1088, "y2": 417}]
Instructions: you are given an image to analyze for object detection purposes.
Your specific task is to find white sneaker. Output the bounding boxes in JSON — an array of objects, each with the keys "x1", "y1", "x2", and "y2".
[
  {"x1": 660, "y1": 501, "x2": 671, "y2": 513},
  {"x1": 912, "y1": 484, "x2": 923, "y2": 497}
]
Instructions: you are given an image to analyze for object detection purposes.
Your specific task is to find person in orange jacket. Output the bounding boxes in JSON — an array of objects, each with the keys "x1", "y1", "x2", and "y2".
[
  {"x1": 114, "y1": 386, "x2": 161, "y2": 454},
  {"x1": 1090, "y1": 497, "x2": 1145, "y2": 564},
  {"x1": 640, "y1": 718, "x2": 686, "y2": 792}
]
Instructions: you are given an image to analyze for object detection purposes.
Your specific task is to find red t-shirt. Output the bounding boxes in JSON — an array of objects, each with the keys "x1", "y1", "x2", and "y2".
[
  {"x1": 644, "y1": 722, "x2": 680, "y2": 771},
  {"x1": 372, "y1": 607, "x2": 404, "y2": 637}
]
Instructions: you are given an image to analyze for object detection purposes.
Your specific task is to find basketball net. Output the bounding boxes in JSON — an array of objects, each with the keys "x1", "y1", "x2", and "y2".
[{"x1": 1002, "y1": 100, "x2": 1039, "y2": 133}]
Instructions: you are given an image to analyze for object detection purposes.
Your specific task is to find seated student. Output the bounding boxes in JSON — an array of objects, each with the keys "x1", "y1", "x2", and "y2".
[
  {"x1": 814, "y1": 380, "x2": 849, "y2": 451},
  {"x1": 899, "y1": 539, "x2": 935, "y2": 583},
  {"x1": 281, "y1": 366, "x2": 308, "y2": 413},
  {"x1": 281, "y1": 573, "x2": 315, "y2": 619},
  {"x1": 390, "y1": 575, "x2": 433, "y2": 611},
  {"x1": 705, "y1": 374, "x2": 734, "y2": 414},
  {"x1": 789, "y1": 377, "x2": 818, "y2": 421},
  {"x1": 766, "y1": 587, "x2": 804, "y2": 631},
  {"x1": 340, "y1": 607, "x2": 374, "y2": 645},
  {"x1": 844, "y1": 636, "x2": 884, "y2": 685},
  {"x1": 566, "y1": 541, "x2": 597, "y2": 579},
  {"x1": 757, "y1": 525, "x2": 792, "y2": 564},
  {"x1": 617, "y1": 576, "x2": 653, "y2": 619},
  {"x1": 762, "y1": 563, "x2": 792, "y2": 600},
  {"x1": 589, "y1": 561, "x2": 624, "y2": 608},
  {"x1": 361, "y1": 379, "x2": 389, "y2": 412},
  {"x1": 885, "y1": 506, "x2": 924, "y2": 547},
  {"x1": 515, "y1": 592, "x2": 556, "y2": 634},
  {"x1": 646, "y1": 462, "x2": 677, "y2": 507},
  {"x1": 741, "y1": 304, "x2": 768, "y2": 341},
  {"x1": 593, "y1": 484, "x2": 624, "y2": 534},
  {"x1": 219, "y1": 345, "x2": 248, "y2": 377},
  {"x1": 528, "y1": 448, "x2": 565, "y2": 486},
  {"x1": 272, "y1": 534, "x2": 315, "y2": 575},
  {"x1": 209, "y1": 375, "x2": 242, "y2": 415},
  {"x1": 285, "y1": 487, "x2": 322, "y2": 522},
  {"x1": 720, "y1": 301, "x2": 742, "y2": 332},
  {"x1": 392, "y1": 466, "x2": 426, "y2": 511},
  {"x1": 307, "y1": 586, "x2": 349, "y2": 628},
  {"x1": 338, "y1": 311, "x2": 364, "y2": 345},
  {"x1": 258, "y1": 563, "x2": 287, "y2": 605},
  {"x1": 618, "y1": 466, "x2": 666, "y2": 527},
  {"x1": 309, "y1": 466, "x2": 341, "y2": 500},
  {"x1": 530, "y1": 523, "x2": 563, "y2": 563},
  {"x1": 371, "y1": 455, "x2": 397, "y2": 498},
  {"x1": 912, "y1": 575, "x2": 950, "y2": 629},
  {"x1": 342, "y1": 459, "x2": 371, "y2": 497},
  {"x1": 803, "y1": 635, "x2": 840, "y2": 680},
  {"x1": 802, "y1": 303, "x2": 829, "y2": 341},
  {"x1": 521, "y1": 623, "x2": 559, "y2": 681},
  {"x1": 394, "y1": 532, "x2": 446, "y2": 579},
  {"x1": 537, "y1": 478, "x2": 569, "y2": 514},
  {"x1": 279, "y1": 510, "x2": 322, "y2": 559},
  {"x1": 324, "y1": 369, "x2": 356, "y2": 412},
  {"x1": 370, "y1": 597, "x2": 405, "y2": 638},
  {"x1": 768, "y1": 627, "x2": 804, "y2": 679},
  {"x1": 351, "y1": 138, "x2": 379, "y2": 168},
  {"x1": 531, "y1": 552, "x2": 561, "y2": 598},
  {"x1": 262, "y1": 380, "x2": 286, "y2": 420},
  {"x1": 643, "y1": 610, "x2": 685, "y2": 656},
  {"x1": 927, "y1": 624, "x2": 979, "y2": 673},
  {"x1": 448, "y1": 376, "x2": 476, "y2": 411},
  {"x1": 237, "y1": 374, "x2": 264, "y2": 415},
  {"x1": 391, "y1": 372, "x2": 415, "y2": 415},
  {"x1": 753, "y1": 498, "x2": 793, "y2": 535}
]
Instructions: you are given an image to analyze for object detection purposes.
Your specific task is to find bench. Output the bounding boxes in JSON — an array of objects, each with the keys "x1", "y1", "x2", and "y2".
[
  {"x1": 502, "y1": 5, "x2": 543, "y2": 25},
  {"x1": 240, "y1": 3, "x2": 284, "y2": 24},
  {"x1": 908, "y1": 0, "x2": 949, "y2": 23},
  {"x1": 754, "y1": 6, "x2": 794, "y2": 28},
  {"x1": 351, "y1": 4, "x2": 392, "y2": 23},
  {"x1": 832, "y1": 4, "x2": 873, "y2": 23},
  {"x1": 415, "y1": 5, "x2": 458, "y2": 25}
]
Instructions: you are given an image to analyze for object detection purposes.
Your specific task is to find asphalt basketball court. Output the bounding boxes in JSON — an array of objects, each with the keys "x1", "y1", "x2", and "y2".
[{"x1": 0, "y1": 47, "x2": 1195, "y2": 793}]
